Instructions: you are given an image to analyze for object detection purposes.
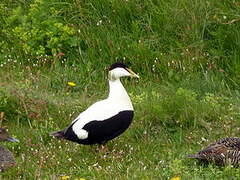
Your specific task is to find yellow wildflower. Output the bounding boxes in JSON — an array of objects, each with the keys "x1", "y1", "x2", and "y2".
[
  {"x1": 170, "y1": 177, "x2": 180, "y2": 180},
  {"x1": 68, "y1": 82, "x2": 76, "y2": 87},
  {"x1": 61, "y1": 175, "x2": 70, "y2": 180}
]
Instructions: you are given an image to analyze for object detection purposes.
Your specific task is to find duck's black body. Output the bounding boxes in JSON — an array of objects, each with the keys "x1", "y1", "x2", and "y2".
[{"x1": 57, "y1": 110, "x2": 134, "y2": 145}]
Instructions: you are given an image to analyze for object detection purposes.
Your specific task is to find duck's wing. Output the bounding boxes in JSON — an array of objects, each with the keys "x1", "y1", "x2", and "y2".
[
  {"x1": 188, "y1": 137, "x2": 240, "y2": 165},
  {"x1": 0, "y1": 146, "x2": 16, "y2": 171},
  {"x1": 50, "y1": 99, "x2": 119, "y2": 139},
  {"x1": 72, "y1": 99, "x2": 121, "y2": 126},
  {"x1": 216, "y1": 137, "x2": 240, "y2": 149}
]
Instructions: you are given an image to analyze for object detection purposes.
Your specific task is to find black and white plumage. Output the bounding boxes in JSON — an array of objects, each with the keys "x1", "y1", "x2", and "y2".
[
  {"x1": 51, "y1": 62, "x2": 139, "y2": 145},
  {"x1": 188, "y1": 137, "x2": 240, "y2": 166}
]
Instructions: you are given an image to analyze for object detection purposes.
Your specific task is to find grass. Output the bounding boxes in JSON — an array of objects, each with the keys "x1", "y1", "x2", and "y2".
[
  {"x1": 0, "y1": 0, "x2": 240, "y2": 179},
  {"x1": 0, "y1": 64, "x2": 240, "y2": 179}
]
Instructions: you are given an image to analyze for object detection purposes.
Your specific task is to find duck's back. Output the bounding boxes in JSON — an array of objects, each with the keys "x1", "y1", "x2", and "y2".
[
  {"x1": 189, "y1": 137, "x2": 240, "y2": 165},
  {"x1": 0, "y1": 146, "x2": 16, "y2": 171}
]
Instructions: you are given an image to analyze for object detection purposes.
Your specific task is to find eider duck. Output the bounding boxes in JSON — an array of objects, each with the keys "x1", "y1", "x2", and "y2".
[
  {"x1": 188, "y1": 137, "x2": 240, "y2": 166},
  {"x1": 51, "y1": 62, "x2": 139, "y2": 145},
  {"x1": 0, "y1": 128, "x2": 19, "y2": 171}
]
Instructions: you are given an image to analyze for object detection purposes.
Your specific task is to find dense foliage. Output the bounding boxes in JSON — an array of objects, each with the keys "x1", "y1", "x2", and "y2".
[{"x1": 1, "y1": 0, "x2": 240, "y2": 85}]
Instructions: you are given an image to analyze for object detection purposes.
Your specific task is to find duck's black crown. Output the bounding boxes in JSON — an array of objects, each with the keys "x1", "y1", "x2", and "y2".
[{"x1": 109, "y1": 62, "x2": 128, "y2": 71}]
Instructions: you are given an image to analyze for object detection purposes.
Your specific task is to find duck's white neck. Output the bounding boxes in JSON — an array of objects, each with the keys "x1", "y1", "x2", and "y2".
[{"x1": 108, "y1": 78, "x2": 133, "y2": 110}]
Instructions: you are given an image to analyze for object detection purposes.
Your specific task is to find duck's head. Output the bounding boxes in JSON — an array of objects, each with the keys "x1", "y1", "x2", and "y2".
[
  {"x1": 0, "y1": 128, "x2": 19, "y2": 143},
  {"x1": 108, "y1": 62, "x2": 139, "y2": 81}
]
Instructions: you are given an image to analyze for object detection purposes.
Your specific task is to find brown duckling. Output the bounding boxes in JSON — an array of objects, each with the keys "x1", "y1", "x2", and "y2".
[
  {"x1": 0, "y1": 128, "x2": 19, "y2": 171},
  {"x1": 188, "y1": 137, "x2": 240, "y2": 166}
]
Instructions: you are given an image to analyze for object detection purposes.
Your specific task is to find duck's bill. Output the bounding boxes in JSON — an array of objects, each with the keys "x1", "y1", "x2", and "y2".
[
  {"x1": 126, "y1": 68, "x2": 139, "y2": 78},
  {"x1": 7, "y1": 136, "x2": 19, "y2": 143}
]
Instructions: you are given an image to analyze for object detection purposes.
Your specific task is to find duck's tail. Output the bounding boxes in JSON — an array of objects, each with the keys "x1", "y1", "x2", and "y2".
[{"x1": 50, "y1": 130, "x2": 65, "y2": 139}]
